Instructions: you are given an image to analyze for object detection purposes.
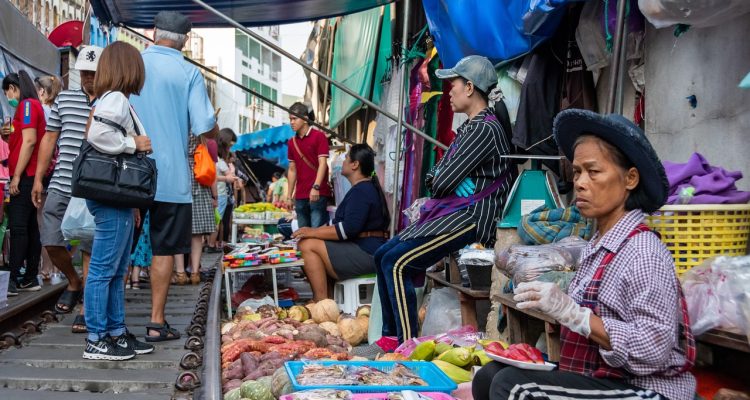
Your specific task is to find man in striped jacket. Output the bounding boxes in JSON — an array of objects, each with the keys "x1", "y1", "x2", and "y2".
[{"x1": 374, "y1": 56, "x2": 516, "y2": 343}]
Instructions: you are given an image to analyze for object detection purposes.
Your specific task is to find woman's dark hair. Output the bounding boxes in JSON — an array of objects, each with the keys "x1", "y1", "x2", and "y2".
[
  {"x1": 217, "y1": 128, "x2": 237, "y2": 160},
  {"x1": 272, "y1": 172, "x2": 282, "y2": 180},
  {"x1": 2, "y1": 71, "x2": 40, "y2": 102},
  {"x1": 574, "y1": 135, "x2": 650, "y2": 212},
  {"x1": 348, "y1": 143, "x2": 390, "y2": 229},
  {"x1": 289, "y1": 102, "x2": 315, "y2": 122}
]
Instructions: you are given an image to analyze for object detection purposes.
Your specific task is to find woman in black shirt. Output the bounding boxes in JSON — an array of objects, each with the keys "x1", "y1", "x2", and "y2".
[{"x1": 294, "y1": 144, "x2": 390, "y2": 301}]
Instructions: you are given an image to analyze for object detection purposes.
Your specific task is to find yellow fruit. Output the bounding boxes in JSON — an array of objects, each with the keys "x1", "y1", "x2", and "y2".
[
  {"x1": 434, "y1": 342, "x2": 453, "y2": 357},
  {"x1": 472, "y1": 350, "x2": 492, "y2": 366},
  {"x1": 436, "y1": 347, "x2": 473, "y2": 367},
  {"x1": 409, "y1": 340, "x2": 436, "y2": 361},
  {"x1": 432, "y1": 360, "x2": 471, "y2": 383},
  {"x1": 479, "y1": 339, "x2": 509, "y2": 350}
]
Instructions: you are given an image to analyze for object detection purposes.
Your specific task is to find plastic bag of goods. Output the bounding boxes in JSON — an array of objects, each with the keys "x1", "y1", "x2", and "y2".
[{"x1": 495, "y1": 236, "x2": 587, "y2": 284}]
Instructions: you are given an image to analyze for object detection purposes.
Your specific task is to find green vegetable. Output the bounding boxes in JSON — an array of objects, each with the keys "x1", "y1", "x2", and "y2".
[
  {"x1": 239, "y1": 380, "x2": 274, "y2": 400},
  {"x1": 224, "y1": 387, "x2": 242, "y2": 400}
]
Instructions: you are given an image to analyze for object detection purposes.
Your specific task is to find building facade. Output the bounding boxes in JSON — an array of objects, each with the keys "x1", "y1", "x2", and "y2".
[
  {"x1": 195, "y1": 27, "x2": 283, "y2": 134},
  {"x1": 9, "y1": 0, "x2": 85, "y2": 35}
]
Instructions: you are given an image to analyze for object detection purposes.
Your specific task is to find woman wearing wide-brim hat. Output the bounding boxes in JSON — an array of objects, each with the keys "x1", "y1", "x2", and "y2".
[{"x1": 473, "y1": 109, "x2": 697, "y2": 400}]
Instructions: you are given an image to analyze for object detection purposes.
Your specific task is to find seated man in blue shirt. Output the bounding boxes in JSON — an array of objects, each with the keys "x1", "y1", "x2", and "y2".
[{"x1": 293, "y1": 144, "x2": 390, "y2": 301}]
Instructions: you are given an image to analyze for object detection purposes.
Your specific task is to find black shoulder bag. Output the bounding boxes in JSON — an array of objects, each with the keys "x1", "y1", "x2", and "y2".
[{"x1": 71, "y1": 106, "x2": 158, "y2": 208}]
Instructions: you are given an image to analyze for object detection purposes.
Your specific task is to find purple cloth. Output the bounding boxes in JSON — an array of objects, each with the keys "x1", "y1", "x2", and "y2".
[{"x1": 663, "y1": 153, "x2": 750, "y2": 205}]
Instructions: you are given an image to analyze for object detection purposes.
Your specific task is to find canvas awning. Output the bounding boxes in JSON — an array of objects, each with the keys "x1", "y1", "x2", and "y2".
[{"x1": 90, "y1": 0, "x2": 395, "y2": 28}]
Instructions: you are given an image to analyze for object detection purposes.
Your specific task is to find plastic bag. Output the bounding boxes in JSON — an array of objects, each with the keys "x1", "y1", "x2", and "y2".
[
  {"x1": 420, "y1": 287, "x2": 462, "y2": 337},
  {"x1": 681, "y1": 256, "x2": 749, "y2": 336},
  {"x1": 61, "y1": 197, "x2": 95, "y2": 241},
  {"x1": 638, "y1": 0, "x2": 750, "y2": 29},
  {"x1": 495, "y1": 236, "x2": 587, "y2": 284},
  {"x1": 403, "y1": 198, "x2": 428, "y2": 225}
]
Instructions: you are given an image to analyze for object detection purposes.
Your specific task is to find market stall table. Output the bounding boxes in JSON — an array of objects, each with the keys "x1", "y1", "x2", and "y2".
[
  {"x1": 224, "y1": 260, "x2": 304, "y2": 318},
  {"x1": 231, "y1": 218, "x2": 279, "y2": 245}
]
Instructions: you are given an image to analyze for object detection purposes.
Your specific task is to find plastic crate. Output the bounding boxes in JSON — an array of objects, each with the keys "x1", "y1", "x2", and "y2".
[
  {"x1": 645, "y1": 204, "x2": 750, "y2": 276},
  {"x1": 284, "y1": 361, "x2": 457, "y2": 393}
]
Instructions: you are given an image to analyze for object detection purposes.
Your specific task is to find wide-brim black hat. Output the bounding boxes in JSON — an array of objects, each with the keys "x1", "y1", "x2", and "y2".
[{"x1": 554, "y1": 109, "x2": 669, "y2": 213}]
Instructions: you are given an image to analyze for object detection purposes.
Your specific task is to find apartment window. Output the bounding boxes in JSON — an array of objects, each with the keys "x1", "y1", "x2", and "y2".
[
  {"x1": 248, "y1": 39, "x2": 260, "y2": 61},
  {"x1": 261, "y1": 46, "x2": 272, "y2": 74},
  {"x1": 235, "y1": 31, "x2": 249, "y2": 58}
]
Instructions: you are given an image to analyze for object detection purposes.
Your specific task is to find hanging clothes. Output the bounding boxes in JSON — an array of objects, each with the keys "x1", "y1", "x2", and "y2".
[{"x1": 435, "y1": 78, "x2": 455, "y2": 161}]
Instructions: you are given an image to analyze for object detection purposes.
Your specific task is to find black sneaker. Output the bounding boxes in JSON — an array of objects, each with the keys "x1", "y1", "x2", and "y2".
[
  {"x1": 17, "y1": 278, "x2": 41, "y2": 292},
  {"x1": 7, "y1": 281, "x2": 18, "y2": 297},
  {"x1": 83, "y1": 336, "x2": 135, "y2": 360},
  {"x1": 114, "y1": 332, "x2": 154, "y2": 355}
]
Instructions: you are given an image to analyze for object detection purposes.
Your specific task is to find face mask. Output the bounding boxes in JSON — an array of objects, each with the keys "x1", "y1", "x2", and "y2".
[{"x1": 8, "y1": 98, "x2": 19, "y2": 108}]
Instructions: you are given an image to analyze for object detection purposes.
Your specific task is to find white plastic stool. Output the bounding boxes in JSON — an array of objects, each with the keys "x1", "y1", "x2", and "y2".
[{"x1": 334, "y1": 274, "x2": 376, "y2": 315}]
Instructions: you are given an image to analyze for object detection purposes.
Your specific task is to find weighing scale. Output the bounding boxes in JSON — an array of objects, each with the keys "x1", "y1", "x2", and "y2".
[{"x1": 498, "y1": 155, "x2": 566, "y2": 228}]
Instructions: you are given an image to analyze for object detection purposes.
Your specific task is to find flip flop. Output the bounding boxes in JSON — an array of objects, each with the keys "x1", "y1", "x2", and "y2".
[
  {"x1": 71, "y1": 315, "x2": 87, "y2": 334},
  {"x1": 55, "y1": 289, "x2": 82, "y2": 314},
  {"x1": 145, "y1": 321, "x2": 181, "y2": 342}
]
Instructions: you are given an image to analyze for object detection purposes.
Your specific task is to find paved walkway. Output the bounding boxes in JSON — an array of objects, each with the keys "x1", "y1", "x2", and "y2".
[{"x1": 0, "y1": 253, "x2": 221, "y2": 399}]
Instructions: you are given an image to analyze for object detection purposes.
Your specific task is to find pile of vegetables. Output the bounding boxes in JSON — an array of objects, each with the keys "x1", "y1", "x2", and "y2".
[
  {"x1": 406, "y1": 339, "x2": 509, "y2": 384},
  {"x1": 221, "y1": 300, "x2": 372, "y2": 398}
]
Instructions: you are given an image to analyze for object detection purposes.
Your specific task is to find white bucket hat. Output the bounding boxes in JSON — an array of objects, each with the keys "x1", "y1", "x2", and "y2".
[{"x1": 74, "y1": 46, "x2": 104, "y2": 72}]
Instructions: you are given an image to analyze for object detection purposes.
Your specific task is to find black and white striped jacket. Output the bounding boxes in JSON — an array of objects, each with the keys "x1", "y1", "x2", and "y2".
[{"x1": 399, "y1": 108, "x2": 515, "y2": 247}]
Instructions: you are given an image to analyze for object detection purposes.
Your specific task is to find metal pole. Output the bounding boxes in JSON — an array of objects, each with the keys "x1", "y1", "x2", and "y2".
[
  {"x1": 614, "y1": 20, "x2": 628, "y2": 115},
  {"x1": 606, "y1": 0, "x2": 628, "y2": 114},
  {"x1": 389, "y1": 0, "x2": 410, "y2": 236},
  {"x1": 190, "y1": 0, "x2": 447, "y2": 151}
]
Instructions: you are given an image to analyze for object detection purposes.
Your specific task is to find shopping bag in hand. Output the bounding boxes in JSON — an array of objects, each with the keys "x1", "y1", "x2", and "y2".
[{"x1": 61, "y1": 197, "x2": 95, "y2": 241}]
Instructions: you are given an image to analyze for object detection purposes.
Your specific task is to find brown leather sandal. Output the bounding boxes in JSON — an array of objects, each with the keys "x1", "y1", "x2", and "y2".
[
  {"x1": 190, "y1": 272, "x2": 201, "y2": 285},
  {"x1": 175, "y1": 271, "x2": 188, "y2": 285}
]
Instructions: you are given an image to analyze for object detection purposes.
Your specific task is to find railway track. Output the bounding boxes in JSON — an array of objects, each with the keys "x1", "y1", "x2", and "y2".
[{"x1": 0, "y1": 253, "x2": 224, "y2": 399}]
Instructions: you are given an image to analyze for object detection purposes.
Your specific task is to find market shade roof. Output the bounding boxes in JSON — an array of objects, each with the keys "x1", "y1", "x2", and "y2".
[{"x1": 90, "y1": 0, "x2": 396, "y2": 28}]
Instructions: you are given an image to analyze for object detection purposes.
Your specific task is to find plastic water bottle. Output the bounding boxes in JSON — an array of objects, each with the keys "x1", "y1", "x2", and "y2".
[{"x1": 678, "y1": 186, "x2": 695, "y2": 205}]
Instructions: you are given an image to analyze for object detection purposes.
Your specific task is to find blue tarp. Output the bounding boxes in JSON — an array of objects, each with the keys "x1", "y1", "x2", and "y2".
[
  {"x1": 422, "y1": 0, "x2": 581, "y2": 67},
  {"x1": 90, "y1": 0, "x2": 395, "y2": 28},
  {"x1": 232, "y1": 124, "x2": 295, "y2": 169}
]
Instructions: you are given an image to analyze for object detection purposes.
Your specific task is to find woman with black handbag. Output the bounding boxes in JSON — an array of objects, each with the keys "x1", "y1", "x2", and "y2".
[{"x1": 80, "y1": 42, "x2": 155, "y2": 361}]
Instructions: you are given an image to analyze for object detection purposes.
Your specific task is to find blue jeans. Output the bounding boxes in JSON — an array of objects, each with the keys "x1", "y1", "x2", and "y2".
[
  {"x1": 84, "y1": 200, "x2": 134, "y2": 342},
  {"x1": 295, "y1": 197, "x2": 329, "y2": 228},
  {"x1": 374, "y1": 226, "x2": 476, "y2": 343}
]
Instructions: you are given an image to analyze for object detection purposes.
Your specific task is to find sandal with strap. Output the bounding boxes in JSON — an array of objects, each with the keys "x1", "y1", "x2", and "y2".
[
  {"x1": 175, "y1": 271, "x2": 189, "y2": 286},
  {"x1": 55, "y1": 289, "x2": 82, "y2": 314},
  {"x1": 71, "y1": 314, "x2": 87, "y2": 334},
  {"x1": 145, "y1": 321, "x2": 181, "y2": 342}
]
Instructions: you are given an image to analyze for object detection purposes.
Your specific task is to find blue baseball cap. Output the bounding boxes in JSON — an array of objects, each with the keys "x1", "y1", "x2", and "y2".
[{"x1": 436, "y1": 55, "x2": 497, "y2": 93}]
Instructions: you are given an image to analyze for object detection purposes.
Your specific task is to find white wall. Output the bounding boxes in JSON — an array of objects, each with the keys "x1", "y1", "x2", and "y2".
[{"x1": 643, "y1": 14, "x2": 750, "y2": 190}]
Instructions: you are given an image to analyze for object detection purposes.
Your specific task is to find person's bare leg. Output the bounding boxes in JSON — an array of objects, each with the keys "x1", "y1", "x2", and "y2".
[
  {"x1": 47, "y1": 246, "x2": 82, "y2": 292},
  {"x1": 190, "y1": 235, "x2": 203, "y2": 273},
  {"x1": 173, "y1": 253, "x2": 187, "y2": 285},
  {"x1": 149, "y1": 255, "x2": 173, "y2": 336},
  {"x1": 299, "y1": 239, "x2": 337, "y2": 301}
]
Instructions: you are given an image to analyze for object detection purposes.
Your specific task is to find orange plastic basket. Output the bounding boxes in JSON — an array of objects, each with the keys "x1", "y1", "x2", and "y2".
[{"x1": 645, "y1": 204, "x2": 750, "y2": 276}]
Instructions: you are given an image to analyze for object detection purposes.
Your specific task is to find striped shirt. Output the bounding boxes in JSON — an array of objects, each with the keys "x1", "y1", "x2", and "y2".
[
  {"x1": 400, "y1": 108, "x2": 514, "y2": 246},
  {"x1": 569, "y1": 210, "x2": 696, "y2": 400},
  {"x1": 45, "y1": 89, "x2": 91, "y2": 196}
]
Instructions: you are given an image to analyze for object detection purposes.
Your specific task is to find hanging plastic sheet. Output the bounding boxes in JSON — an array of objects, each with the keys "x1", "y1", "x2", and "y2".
[
  {"x1": 422, "y1": 0, "x2": 582, "y2": 67},
  {"x1": 329, "y1": 7, "x2": 384, "y2": 128},
  {"x1": 638, "y1": 0, "x2": 750, "y2": 29}
]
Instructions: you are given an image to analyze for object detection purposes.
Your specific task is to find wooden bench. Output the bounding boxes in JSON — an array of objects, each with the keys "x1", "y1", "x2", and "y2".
[
  {"x1": 494, "y1": 292, "x2": 561, "y2": 362},
  {"x1": 426, "y1": 271, "x2": 489, "y2": 330}
]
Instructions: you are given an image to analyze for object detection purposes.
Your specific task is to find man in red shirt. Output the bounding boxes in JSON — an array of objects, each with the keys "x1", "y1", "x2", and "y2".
[{"x1": 286, "y1": 102, "x2": 331, "y2": 228}]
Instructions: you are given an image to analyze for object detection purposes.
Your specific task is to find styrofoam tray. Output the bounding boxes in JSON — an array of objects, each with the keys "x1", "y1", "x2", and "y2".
[{"x1": 486, "y1": 352, "x2": 557, "y2": 371}]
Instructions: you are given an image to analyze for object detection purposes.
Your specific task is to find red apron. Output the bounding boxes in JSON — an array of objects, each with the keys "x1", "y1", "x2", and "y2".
[{"x1": 559, "y1": 224, "x2": 696, "y2": 378}]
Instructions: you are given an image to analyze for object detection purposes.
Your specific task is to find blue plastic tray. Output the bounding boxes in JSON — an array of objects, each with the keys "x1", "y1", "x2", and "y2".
[{"x1": 284, "y1": 361, "x2": 458, "y2": 393}]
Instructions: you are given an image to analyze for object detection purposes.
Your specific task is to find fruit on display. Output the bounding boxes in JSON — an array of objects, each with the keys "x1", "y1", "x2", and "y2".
[
  {"x1": 271, "y1": 366, "x2": 294, "y2": 398},
  {"x1": 485, "y1": 342, "x2": 545, "y2": 364},
  {"x1": 409, "y1": 340, "x2": 436, "y2": 361},
  {"x1": 435, "y1": 346, "x2": 474, "y2": 367},
  {"x1": 310, "y1": 299, "x2": 340, "y2": 323},
  {"x1": 318, "y1": 321, "x2": 340, "y2": 337},
  {"x1": 288, "y1": 305, "x2": 310, "y2": 322},
  {"x1": 355, "y1": 305, "x2": 371, "y2": 318},
  {"x1": 432, "y1": 360, "x2": 472, "y2": 384},
  {"x1": 235, "y1": 202, "x2": 287, "y2": 213},
  {"x1": 434, "y1": 342, "x2": 454, "y2": 356},
  {"x1": 472, "y1": 350, "x2": 493, "y2": 366},
  {"x1": 239, "y1": 379, "x2": 274, "y2": 400},
  {"x1": 336, "y1": 314, "x2": 367, "y2": 346}
]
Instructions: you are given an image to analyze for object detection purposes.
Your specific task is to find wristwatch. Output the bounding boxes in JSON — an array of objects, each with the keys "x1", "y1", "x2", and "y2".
[{"x1": 312, "y1": 184, "x2": 321, "y2": 190}]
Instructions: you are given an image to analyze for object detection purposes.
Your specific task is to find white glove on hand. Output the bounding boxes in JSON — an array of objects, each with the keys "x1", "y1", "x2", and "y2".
[{"x1": 513, "y1": 281, "x2": 592, "y2": 338}]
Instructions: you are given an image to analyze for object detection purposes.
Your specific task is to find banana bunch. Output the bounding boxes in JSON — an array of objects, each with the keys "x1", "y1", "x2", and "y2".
[
  {"x1": 235, "y1": 202, "x2": 285, "y2": 213},
  {"x1": 408, "y1": 339, "x2": 509, "y2": 384}
]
